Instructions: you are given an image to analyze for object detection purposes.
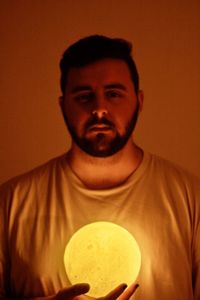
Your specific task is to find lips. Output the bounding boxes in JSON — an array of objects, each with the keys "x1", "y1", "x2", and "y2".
[
  {"x1": 87, "y1": 120, "x2": 115, "y2": 134},
  {"x1": 89, "y1": 124, "x2": 112, "y2": 132},
  {"x1": 85, "y1": 115, "x2": 114, "y2": 131}
]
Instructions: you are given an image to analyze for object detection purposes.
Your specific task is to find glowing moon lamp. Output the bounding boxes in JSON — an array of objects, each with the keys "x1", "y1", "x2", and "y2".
[{"x1": 64, "y1": 221, "x2": 141, "y2": 297}]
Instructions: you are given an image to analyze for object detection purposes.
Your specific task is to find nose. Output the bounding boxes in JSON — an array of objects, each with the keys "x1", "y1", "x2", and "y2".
[{"x1": 92, "y1": 96, "x2": 108, "y2": 118}]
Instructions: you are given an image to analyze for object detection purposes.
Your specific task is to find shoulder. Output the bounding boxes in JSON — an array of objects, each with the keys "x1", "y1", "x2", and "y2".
[
  {"x1": 148, "y1": 152, "x2": 200, "y2": 195},
  {"x1": 0, "y1": 153, "x2": 67, "y2": 199},
  {"x1": 149, "y1": 153, "x2": 198, "y2": 179}
]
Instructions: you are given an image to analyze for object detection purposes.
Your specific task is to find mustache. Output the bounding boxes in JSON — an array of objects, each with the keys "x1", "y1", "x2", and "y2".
[{"x1": 84, "y1": 115, "x2": 114, "y2": 130}]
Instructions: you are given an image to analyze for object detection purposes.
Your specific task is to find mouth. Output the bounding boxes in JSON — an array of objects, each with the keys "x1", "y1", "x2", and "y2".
[{"x1": 88, "y1": 124, "x2": 113, "y2": 132}]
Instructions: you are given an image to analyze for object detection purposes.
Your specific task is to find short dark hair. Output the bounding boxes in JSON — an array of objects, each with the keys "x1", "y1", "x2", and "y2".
[{"x1": 60, "y1": 35, "x2": 139, "y2": 95}]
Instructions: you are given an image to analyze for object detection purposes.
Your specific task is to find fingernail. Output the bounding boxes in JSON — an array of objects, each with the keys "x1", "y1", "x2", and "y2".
[{"x1": 122, "y1": 284, "x2": 128, "y2": 290}]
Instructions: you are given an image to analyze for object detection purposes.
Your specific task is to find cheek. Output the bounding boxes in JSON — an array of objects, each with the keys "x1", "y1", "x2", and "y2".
[
  {"x1": 115, "y1": 109, "x2": 135, "y2": 132},
  {"x1": 114, "y1": 105, "x2": 134, "y2": 121},
  {"x1": 64, "y1": 104, "x2": 89, "y2": 127}
]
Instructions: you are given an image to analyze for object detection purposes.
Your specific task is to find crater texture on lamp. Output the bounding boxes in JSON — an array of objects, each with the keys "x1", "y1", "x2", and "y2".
[{"x1": 64, "y1": 221, "x2": 141, "y2": 297}]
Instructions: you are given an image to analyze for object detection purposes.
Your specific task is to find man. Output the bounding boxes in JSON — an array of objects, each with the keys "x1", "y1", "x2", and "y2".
[{"x1": 0, "y1": 35, "x2": 199, "y2": 300}]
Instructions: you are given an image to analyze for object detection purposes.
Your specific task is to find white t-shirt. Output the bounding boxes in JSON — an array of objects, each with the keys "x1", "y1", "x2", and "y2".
[{"x1": 0, "y1": 152, "x2": 200, "y2": 299}]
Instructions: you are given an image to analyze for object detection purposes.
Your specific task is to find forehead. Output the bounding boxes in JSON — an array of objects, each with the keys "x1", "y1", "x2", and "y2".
[{"x1": 65, "y1": 58, "x2": 134, "y2": 90}]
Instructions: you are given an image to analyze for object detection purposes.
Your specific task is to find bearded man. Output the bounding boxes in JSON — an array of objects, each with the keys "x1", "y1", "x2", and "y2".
[{"x1": 0, "y1": 35, "x2": 199, "y2": 300}]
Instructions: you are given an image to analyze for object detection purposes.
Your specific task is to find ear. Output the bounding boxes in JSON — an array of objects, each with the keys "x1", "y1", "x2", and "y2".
[{"x1": 137, "y1": 90, "x2": 144, "y2": 112}]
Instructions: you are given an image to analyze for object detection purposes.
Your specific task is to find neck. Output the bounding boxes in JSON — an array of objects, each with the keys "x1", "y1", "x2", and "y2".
[{"x1": 66, "y1": 139, "x2": 143, "y2": 189}]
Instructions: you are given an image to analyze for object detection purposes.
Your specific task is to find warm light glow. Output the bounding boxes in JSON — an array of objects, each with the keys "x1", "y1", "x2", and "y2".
[{"x1": 64, "y1": 221, "x2": 141, "y2": 297}]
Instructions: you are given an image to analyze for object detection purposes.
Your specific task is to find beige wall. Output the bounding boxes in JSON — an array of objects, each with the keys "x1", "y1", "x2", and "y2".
[{"x1": 0, "y1": 0, "x2": 200, "y2": 183}]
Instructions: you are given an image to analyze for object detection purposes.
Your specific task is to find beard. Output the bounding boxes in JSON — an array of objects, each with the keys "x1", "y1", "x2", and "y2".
[{"x1": 63, "y1": 102, "x2": 139, "y2": 157}]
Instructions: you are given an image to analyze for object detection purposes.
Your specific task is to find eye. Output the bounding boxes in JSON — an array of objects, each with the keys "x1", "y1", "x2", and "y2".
[
  {"x1": 74, "y1": 92, "x2": 95, "y2": 103},
  {"x1": 106, "y1": 90, "x2": 123, "y2": 99}
]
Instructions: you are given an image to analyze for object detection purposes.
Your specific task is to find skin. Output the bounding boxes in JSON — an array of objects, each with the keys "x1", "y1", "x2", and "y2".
[
  {"x1": 60, "y1": 58, "x2": 144, "y2": 189},
  {"x1": 41, "y1": 283, "x2": 139, "y2": 300},
  {"x1": 8, "y1": 283, "x2": 139, "y2": 300}
]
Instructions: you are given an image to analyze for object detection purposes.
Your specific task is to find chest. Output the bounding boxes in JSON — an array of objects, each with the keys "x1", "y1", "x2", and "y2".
[{"x1": 8, "y1": 183, "x2": 192, "y2": 298}]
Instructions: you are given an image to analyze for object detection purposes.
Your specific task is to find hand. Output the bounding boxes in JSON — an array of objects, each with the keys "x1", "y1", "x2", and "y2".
[
  {"x1": 101, "y1": 283, "x2": 139, "y2": 300},
  {"x1": 33, "y1": 283, "x2": 90, "y2": 300},
  {"x1": 49, "y1": 283, "x2": 90, "y2": 300},
  {"x1": 50, "y1": 282, "x2": 139, "y2": 300}
]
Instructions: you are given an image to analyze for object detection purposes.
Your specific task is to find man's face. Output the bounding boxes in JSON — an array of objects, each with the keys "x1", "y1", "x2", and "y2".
[{"x1": 60, "y1": 58, "x2": 143, "y2": 157}]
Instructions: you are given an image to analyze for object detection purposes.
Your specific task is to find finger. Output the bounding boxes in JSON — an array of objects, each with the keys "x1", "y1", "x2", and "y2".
[
  {"x1": 102, "y1": 283, "x2": 127, "y2": 300},
  {"x1": 117, "y1": 283, "x2": 139, "y2": 300},
  {"x1": 56, "y1": 283, "x2": 90, "y2": 300}
]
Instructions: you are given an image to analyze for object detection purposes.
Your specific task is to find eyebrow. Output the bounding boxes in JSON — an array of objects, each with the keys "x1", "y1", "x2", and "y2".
[
  {"x1": 71, "y1": 85, "x2": 92, "y2": 94},
  {"x1": 104, "y1": 83, "x2": 127, "y2": 91},
  {"x1": 70, "y1": 83, "x2": 127, "y2": 94}
]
